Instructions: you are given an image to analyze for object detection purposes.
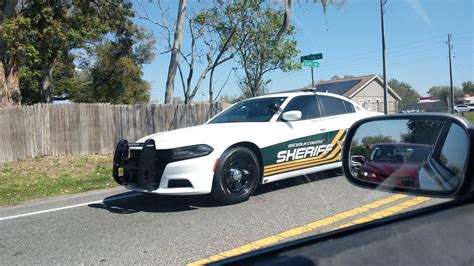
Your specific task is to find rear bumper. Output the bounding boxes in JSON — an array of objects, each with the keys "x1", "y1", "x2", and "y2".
[{"x1": 113, "y1": 139, "x2": 216, "y2": 195}]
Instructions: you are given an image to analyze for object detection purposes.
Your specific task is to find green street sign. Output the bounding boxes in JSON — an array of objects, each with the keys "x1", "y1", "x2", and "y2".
[
  {"x1": 303, "y1": 60, "x2": 320, "y2": 67},
  {"x1": 300, "y1": 53, "x2": 323, "y2": 62}
]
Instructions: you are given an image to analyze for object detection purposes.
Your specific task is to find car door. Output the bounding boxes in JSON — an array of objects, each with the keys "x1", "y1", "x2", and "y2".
[
  {"x1": 317, "y1": 95, "x2": 359, "y2": 161},
  {"x1": 260, "y1": 95, "x2": 334, "y2": 181}
]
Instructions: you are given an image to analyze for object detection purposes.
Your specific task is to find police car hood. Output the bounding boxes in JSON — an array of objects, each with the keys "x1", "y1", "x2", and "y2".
[{"x1": 136, "y1": 123, "x2": 266, "y2": 149}]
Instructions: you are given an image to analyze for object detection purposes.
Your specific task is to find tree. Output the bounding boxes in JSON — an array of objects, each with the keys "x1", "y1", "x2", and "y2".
[
  {"x1": 67, "y1": 25, "x2": 155, "y2": 104},
  {"x1": 172, "y1": 96, "x2": 184, "y2": 104},
  {"x1": 140, "y1": 0, "x2": 248, "y2": 104},
  {"x1": 171, "y1": 3, "x2": 243, "y2": 104},
  {"x1": 2, "y1": 0, "x2": 138, "y2": 104},
  {"x1": 219, "y1": 94, "x2": 241, "y2": 104},
  {"x1": 238, "y1": 75, "x2": 269, "y2": 100},
  {"x1": 350, "y1": 140, "x2": 368, "y2": 157},
  {"x1": 17, "y1": 1, "x2": 108, "y2": 103},
  {"x1": 0, "y1": 0, "x2": 23, "y2": 106},
  {"x1": 196, "y1": 1, "x2": 254, "y2": 104},
  {"x1": 361, "y1": 135, "x2": 394, "y2": 146},
  {"x1": 462, "y1": 81, "x2": 474, "y2": 95},
  {"x1": 427, "y1": 86, "x2": 464, "y2": 102},
  {"x1": 388, "y1": 79, "x2": 420, "y2": 110},
  {"x1": 350, "y1": 135, "x2": 395, "y2": 158},
  {"x1": 34, "y1": 54, "x2": 83, "y2": 104},
  {"x1": 237, "y1": 3, "x2": 300, "y2": 97},
  {"x1": 276, "y1": 0, "x2": 343, "y2": 43},
  {"x1": 164, "y1": 0, "x2": 186, "y2": 104},
  {"x1": 402, "y1": 119, "x2": 444, "y2": 145}
]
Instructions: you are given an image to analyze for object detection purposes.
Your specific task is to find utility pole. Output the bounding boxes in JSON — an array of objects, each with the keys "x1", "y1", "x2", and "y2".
[
  {"x1": 380, "y1": 0, "x2": 388, "y2": 114},
  {"x1": 448, "y1": 33, "x2": 454, "y2": 114}
]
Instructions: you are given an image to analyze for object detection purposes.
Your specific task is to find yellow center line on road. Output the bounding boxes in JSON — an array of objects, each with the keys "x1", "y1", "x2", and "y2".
[
  {"x1": 187, "y1": 194, "x2": 408, "y2": 266},
  {"x1": 330, "y1": 196, "x2": 431, "y2": 231}
]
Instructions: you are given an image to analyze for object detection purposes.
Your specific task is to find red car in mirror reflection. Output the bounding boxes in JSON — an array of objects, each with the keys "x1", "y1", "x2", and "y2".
[{"x1": 357, "y1": 143, "x2": 433, "y2": 189}]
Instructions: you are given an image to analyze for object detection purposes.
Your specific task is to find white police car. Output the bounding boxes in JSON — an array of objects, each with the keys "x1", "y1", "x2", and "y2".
[{"x1": 113, "y1": 91, "x2": 379, "y2": 204}]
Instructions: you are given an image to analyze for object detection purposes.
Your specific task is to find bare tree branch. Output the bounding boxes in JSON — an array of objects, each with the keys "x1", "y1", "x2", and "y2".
[
  {"x1": 275, "y1": 0, "x2": 292, "y2": 42},
  {"x1": 177, "y1": 62, "x2": 186, "y2": 97},
  {"x1": 213, "y1": 67, "x2": 236, "y2": 102},
  {"x1": 163, "y1": 0, "x2": 187, "y2": 103}
]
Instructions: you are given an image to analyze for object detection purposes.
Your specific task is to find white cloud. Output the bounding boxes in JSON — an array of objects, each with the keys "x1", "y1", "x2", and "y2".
[{"x1": 403, "y1": 0, "x2": 432, "y2": 27}]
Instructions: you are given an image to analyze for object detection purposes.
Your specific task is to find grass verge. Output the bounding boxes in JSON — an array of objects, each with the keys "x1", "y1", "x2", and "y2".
[
  {"x1": 0, "y1": 154, "x2": 117, "y2": 206},
  {"x1": 461, "y1": 112, "x2": 474, "y2": 124}
]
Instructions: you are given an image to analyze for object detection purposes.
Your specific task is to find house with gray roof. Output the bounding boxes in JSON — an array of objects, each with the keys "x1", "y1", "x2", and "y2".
[{"x1": 314, "y1": 74, "x2": 402, "y2": 113}]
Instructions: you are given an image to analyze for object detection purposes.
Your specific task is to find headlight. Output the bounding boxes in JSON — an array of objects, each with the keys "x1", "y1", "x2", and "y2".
[
  {"x1": 359, "y1": 169, "x2": 378, "y2": 179},
  {"x1": 170, "y1": 144, "x2": 214, "y2": 161}
]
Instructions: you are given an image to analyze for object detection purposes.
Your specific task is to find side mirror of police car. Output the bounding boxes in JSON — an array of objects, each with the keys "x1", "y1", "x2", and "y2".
[
  {"x1": 342, "y1": 114, "x2": 474, "y2": 198},
  {"x1": 282, "y1": 110, "x2": 302, "y2": 121}
]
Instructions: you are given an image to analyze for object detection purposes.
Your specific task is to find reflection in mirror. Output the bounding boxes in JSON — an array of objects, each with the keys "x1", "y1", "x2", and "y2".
[{"x1": 349, "y1": 119, "x2": 469, "y2": 193}]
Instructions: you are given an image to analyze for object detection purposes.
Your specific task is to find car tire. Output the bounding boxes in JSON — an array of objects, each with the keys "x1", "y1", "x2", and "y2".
[{"x1": 211, "y1": 147, "x2": 261, "y2": 204}]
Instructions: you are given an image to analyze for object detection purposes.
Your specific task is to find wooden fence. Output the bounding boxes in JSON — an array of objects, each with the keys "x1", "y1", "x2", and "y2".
[{"x1": 0, "y1": 102, "x2": 223, "y2": 163}]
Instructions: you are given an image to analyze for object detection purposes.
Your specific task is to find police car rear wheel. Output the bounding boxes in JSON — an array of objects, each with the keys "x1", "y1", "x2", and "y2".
[{"x1": 211, "y1": 147, "x2": 260, "y2": 204}]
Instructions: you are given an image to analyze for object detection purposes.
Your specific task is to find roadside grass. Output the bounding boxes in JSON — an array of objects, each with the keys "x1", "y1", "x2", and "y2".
[
  {"x1": 461, "y1": 112, "x2": 474, "y2": 124},
  {"x1": 0, "y1": 154, "x2": 117, "y2": 206}
]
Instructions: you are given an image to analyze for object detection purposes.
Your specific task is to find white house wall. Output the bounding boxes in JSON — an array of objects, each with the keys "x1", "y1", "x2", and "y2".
[{"x1": 350, "y1": 80, "x2": 398, "y2": 113}]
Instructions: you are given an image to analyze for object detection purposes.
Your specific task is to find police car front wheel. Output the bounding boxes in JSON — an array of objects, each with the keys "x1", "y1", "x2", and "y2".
[{"x1": 211, "y1": 147, "x2": 261, "y2": 204}]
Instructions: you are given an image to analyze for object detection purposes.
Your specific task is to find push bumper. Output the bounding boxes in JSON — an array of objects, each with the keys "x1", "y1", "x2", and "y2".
[
  {"x1": 113, "y1": 139, "x2": 165, "y2": 191},
  {"x1": 112, "y1": 139, "x2": 216, "y2": 195}
]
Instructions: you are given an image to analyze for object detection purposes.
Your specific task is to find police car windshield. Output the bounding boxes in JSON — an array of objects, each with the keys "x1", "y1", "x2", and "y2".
[{"x1": 209, "y1": 97, "x2": 286, "y2": 123}]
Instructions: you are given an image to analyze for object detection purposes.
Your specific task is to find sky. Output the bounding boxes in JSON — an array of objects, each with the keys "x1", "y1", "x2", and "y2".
[{"x1": 133, "y1": 0, "x2": 473, "y2": 103}]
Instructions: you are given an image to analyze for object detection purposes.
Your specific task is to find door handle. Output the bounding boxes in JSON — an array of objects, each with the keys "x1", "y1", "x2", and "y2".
[{"x1": 320, "y1": 128, "x2": 327, "y2": 131}]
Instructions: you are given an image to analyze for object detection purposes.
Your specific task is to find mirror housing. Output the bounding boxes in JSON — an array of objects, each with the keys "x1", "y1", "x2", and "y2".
[
  {"x1": 282, "y1": 111, "x2": 302, "y2": 121},
  {"x1": 342, "y1": 114, "x2": 474, "y2": 198}
]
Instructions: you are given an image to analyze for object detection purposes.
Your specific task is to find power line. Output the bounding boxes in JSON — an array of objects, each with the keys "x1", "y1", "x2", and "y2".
[
  {"x1": 322, "y1": 40, "x2": 444, "y2": 65},
  {"x1": 270, "y1": 43, "x2": 447, "y2": 81},
  {"x1": 308, "y1": 32, "x2": 470, "y2": 66},
  {"x1": 451, "y1": 36, "x2": 474, "y2": 42},
  {"x1": 269, "y1": 49, "x2": 451, "y2": 85},
  {"x1": 267, "y1": 37, "x2": 470, "y2": 91},
  {"x1": 386, "y1": 35, "x2": 445, "y2": 49},
  {"x1": 294, "y1": 47, "x2": 443, "y2": 77},
  {"x1": 453, "y1": 31, "x2": 473, "y2": 36},
  {"x1": 265, "y1": 33, "x2": 470, "y2": 81}
]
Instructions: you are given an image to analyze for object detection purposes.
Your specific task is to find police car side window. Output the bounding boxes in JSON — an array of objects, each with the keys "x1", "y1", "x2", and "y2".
[
  {"x1": 319, "y1": 95, "x2": 354, "y2": 116},
  {"x1": 343, "y1": 101, "x2": 356, "y2": 113},
  {"x1": 280, "y1": 95, "x2": 321, "y2": 120}
]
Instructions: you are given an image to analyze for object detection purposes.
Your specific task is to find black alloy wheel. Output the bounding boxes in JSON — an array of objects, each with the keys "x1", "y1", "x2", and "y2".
[{"x1": 211, "y1": 147, "x2": 261, "y2": 204}]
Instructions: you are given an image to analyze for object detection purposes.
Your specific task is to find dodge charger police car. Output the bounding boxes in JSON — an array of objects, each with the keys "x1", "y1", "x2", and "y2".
[{"x1": 113, "y1": 91, "x2": 379, "y2": 204}]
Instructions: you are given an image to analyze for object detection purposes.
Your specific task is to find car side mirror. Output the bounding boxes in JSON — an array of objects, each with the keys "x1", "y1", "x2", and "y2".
[
  {"x1": 282, "y1": 111, "x2": 302, "y2": 121},
  {"x1": 342, "y1": 114, "x2": 473, "y2": 198}
]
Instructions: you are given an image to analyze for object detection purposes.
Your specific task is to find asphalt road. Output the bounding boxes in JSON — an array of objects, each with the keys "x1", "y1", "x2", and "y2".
[{"x1": 0, "y1": 171, "x2": 442, "y2": 265}]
